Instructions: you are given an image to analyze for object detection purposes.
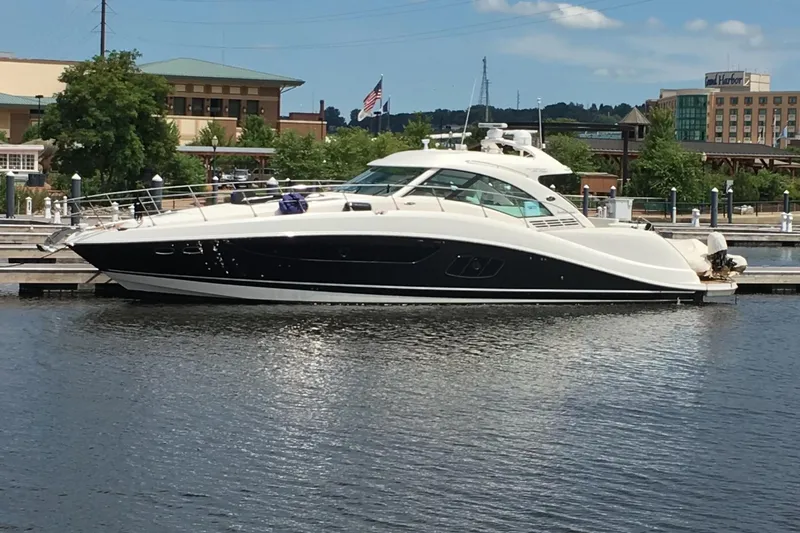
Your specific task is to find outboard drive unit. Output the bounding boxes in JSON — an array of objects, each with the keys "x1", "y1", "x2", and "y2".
[{"x1": 707, "y1": 232, "x2": 738, "y2": 274}]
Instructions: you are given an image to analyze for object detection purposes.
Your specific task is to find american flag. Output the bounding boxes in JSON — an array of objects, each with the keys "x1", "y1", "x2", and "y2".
[{"x1": 358, "y1": 79, "x2": 382, "y2": 120}]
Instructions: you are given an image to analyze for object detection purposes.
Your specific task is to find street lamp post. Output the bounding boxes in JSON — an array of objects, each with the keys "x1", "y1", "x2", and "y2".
[
  {"x1": 537, "y1": 97, "x2": 544, "y2": 148},
  {"x1": 211, "y1": 135, "x2": 218, "y2": 183},
  {"x1": 35, "y1": 95, "x2": 43, "y2": 132}
]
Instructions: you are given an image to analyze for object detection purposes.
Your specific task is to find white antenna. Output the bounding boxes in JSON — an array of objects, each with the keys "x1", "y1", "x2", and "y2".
[{"x1": 461, "y1": 77, "x2": 478, "y2": 148}]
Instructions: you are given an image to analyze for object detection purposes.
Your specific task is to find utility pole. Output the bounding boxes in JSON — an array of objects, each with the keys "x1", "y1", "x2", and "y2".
[
  {"x1": 478, "y1": 56, "x2": 490, "y2": 122},
  {"x1": 100, "y1": 0, "x2": 107, "y2": 57}
]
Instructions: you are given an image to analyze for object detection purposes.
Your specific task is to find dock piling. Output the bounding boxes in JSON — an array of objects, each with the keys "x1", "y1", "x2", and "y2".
[
  {"x1": 70, "y1": 174, "x2": 81, "y2": 226},
  {"x1": 670, "y1": 187, "x2": 677, "y2": 224},
  {"x1": 25, "y1": 196, "x2": 32, "y2": 217},
  {"x1": 582, "y1": 185, "x2": 589, "y2": 217},
  {"x1": 211, "y1": 176, "x2": 219, "y2": 206},
  {"x1": 111, "y1": 202, "x2": 119, "y2": 222},
  {"x1": 151, "y1": 175, "x2": 163, "y2": 212},
  {"x1": 53, "y1": 201, "x2": 61, "y2": 225},
  {"x1": 128, "y1": 204, "x2": 135, "y2": 219},
  {"x1": 710, "y1": 187, "x2": 719, "y2": 228},
  {"x1": 784, "y1": 190, "x2": 790, "y2": 215},
  {"x1": 44, "y1": 197, "x2": 51, "y2": 221},
  {"x1": 727, "y1": 186, "x2": 734, "y2": 224},
  {"x1": 789, "y1": 214, "x2": 794, "y2": 233},
  {"x1": 62, "y1": 196, "x2": 68, "y2": 220},
  {"x1": 5, "y1": 172, "x2": 15, "y2": 219},
  {"x1": 691, "y1": 208, "x2": 700, "y2": 227}
]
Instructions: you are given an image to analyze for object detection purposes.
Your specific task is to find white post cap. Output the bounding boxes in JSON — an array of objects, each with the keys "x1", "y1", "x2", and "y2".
[
  {"x1": 785, "y1": 190, "x2": 790, "y2": 195},
  {"x1": 583, "y1": 184, "x2": 590, "y2": 189},
  {"x1": 711, "y1": 187, "x2": 718, "y2": 192},
  {"x1": 6, "y1": 171, "x2": 14, "y2": 177},
  {"x1": 671, "y1": 187, "x2": 676, "y2": 191},
  {"x1": 610, "y1": 185, "x2": 617, "y2": 190},
  {"x1": 151, "y1": 174, "x2": 163, "y2": 182},
  {"x1": 71, "y1": 173, "x2": 81, "y2": 181}
]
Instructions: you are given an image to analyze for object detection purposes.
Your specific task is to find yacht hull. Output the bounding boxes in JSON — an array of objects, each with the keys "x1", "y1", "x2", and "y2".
[{"x1": 69, "y1": 234, "x2": 709, "y2": 304}]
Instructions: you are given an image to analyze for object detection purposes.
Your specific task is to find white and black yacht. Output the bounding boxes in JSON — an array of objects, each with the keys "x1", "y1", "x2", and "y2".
[{"x1": 56, "y1": 124, "x2": 747, "y2": 304}]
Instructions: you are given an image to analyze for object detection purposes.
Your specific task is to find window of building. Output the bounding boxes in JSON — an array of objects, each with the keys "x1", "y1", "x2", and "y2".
[
  {"x1": 0, "y1": 154, "x2": 6, "y2": 169},
  {"x1": 745, "y1": 97, "x2": 753, "y2": 105},
  {"x1": 246, "y1": 100, "x2": 259, "y2": 115},
  {"x1": 716, "y1": 97, "x2": 724, "y2": 106},
  {"x1": 715, "y1": 137, "x2": 723, "y2": 142},
  {"x1": 410, "y1": 170, "x2": 553, "y2": 218},
  {"x1": 22, "y1": 154, "x2": 36, "y2": 171},
  {"x1": 728, "y1": 137, "x2": 737, "y2": 143},
  {"x1": 759, "y1": 97, "x2": 768, "y2": 105},
  {"x1": 790, "y1": 96, "x2": 798, "y2": 105},
  {"x1": 774, "y1": 96, "x2": 783, "y2": 105},
  {"x1": 191, "y1": 98, "x2": 205, "y2": 117},
  {"x1": 209, "y1": 98, "x2": 223, "y2": 117},
  {"x1": 7, "y1": 154, "x2": 21, "y2": 170},
  {"x1": 730, "y1": 97, "x2": 739, "y2": 105},
  {"x1": 172, "y1": 97, "x2": 186, "y2": 115},
  {"x1": 228, "y1": 99, "x2": 241, "y2": 121}
]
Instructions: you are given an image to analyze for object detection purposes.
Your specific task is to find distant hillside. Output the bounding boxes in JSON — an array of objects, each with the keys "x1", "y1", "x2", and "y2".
[{"x1": 322, "y1": 102, "x2": 640, "y2": 133}]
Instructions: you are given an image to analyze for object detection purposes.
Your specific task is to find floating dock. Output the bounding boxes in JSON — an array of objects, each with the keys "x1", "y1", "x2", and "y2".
[{"x1": 654, "y1": 224, "x2": 800, "y2": 247}]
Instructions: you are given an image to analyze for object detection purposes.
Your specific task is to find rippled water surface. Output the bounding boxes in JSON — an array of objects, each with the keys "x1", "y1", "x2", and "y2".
[{"x1": 2, "y1": 295, "x2": 800, "y2": 532}]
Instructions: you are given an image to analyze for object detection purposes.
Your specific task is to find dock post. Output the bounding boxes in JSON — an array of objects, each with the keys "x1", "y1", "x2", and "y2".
[
  {"x1": 70, "y1": 173, "x2": 81, "y2": 226},
  {"x1": 789, "y1": 214, "x2": 794, "y2": 233},
  {"x1": 710, "y1": 187, "x2": 719, "y2": 228},
  {"x1": 128, "y1": 204, "x2": 135, "y2": 219},
  {"x1": 5, "y1": 171, "x2": 15, "y2": 218},
  {"x1": 727, "y1": 186, "x2": 734, "y2": 224},
  {"x1": 62, "y1": 196, "x2": 68, "y2": 220},
  {"x1": 111, "y1": 202, "x2": 119, "y2": 222},
  {"x1": 781, "y1": 213, "x2": 788, "y2": 233},
  {"x1": 211, "y1": 176, "x2": 219, "y2": 206},
  {"x1": 582, "y1": 184, "x2": 589, "y2": 217},
  {"x1": 784, "y1": 190, "x2": 790, "y2": 215},
  {"x1": 44, "y1": 197, "x2": 51, "y2": 221},
  {"x1": 151, "y1": 175, "x2": 163, "y2": 212},
  {"x1": 25, "y1": 196, "x2": 32, "y2": 217},
  {"x1": 53, "y1": 201, "x2": 61, "y2": 225},
  {"x1": 691, "y1": 208, "x2": 700, "y2": 227},
  {"x1": 609, "y1": 185, "x2": 616, "y2": 199},
  {"x1": 670, "y1": 187, "x2": 677, "y2": 224}
]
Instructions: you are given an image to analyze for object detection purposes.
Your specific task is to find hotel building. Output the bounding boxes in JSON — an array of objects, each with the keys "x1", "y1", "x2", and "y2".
[
  {"x1": 0, "y1": 55, "x2": 326, "y2": 145},
  {"x1": 653, "y1": 71, "x2": 800, "y2": 146}
]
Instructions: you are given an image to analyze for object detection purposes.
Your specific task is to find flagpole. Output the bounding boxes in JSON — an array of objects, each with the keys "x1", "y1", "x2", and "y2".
[
  {"x1": 387, "y1": 95, "x2": 391, "y2": 133},
  {"x1": 377, "y1": 74, "x2": 384, "y2": 134}
]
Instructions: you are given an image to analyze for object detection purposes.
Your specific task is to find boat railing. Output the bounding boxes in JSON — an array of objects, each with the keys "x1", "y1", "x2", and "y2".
[{"x1": 70, "y1": 179, "x2": 586, "y2": 230}]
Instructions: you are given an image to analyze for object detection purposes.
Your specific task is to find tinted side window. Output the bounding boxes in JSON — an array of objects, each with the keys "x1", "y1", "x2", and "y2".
[{"x1": 409, "y1": 170, "x2": 553, "y2": 217}]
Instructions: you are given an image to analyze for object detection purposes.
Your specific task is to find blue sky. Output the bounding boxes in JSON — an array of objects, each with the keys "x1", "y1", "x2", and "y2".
[{"x1": 3, "y1": 0, "x2": 799, "y2": 115}]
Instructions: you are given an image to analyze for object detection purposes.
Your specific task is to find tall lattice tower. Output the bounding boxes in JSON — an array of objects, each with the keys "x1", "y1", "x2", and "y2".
[{"x1": 478, "y1": 56, "x2": 491, "y2": 122}]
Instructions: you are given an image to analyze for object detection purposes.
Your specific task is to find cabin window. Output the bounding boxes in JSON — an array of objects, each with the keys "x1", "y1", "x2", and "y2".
[
  {"x1": 409, "y1": 169, "x2": 553, "y2": 218},
  {"x1": 335, "y1": 166, "x2": 426, "y2": 196}
]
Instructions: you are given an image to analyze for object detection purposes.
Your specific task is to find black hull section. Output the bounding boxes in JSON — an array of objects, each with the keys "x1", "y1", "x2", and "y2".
[{"x1": 70, "y1": 235, "x2": 699, "y2": 303}]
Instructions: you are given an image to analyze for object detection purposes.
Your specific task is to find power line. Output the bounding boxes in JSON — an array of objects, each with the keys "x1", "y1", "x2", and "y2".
[
  {"x1": 118, "y1": 0, "x2": 652, "y2": 51},
  {"x1": 123, "y1": 0, "x2": 469, "y2": 26}
]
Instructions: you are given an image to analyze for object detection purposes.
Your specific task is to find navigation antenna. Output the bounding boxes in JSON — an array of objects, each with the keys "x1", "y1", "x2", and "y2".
[{"x1": 479, "y1": 56, "x2": 491, "y2": 122}]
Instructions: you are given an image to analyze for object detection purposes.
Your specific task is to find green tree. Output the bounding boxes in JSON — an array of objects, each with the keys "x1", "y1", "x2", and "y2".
[
  {"x1": 544, "y1": 134, "x2": 597, "y2": 172},
  {"x1": 22, "y1": 123, "x2": 42, "y2": 143},
  {"x1": 272, "y1": 131, "x2": 325, "y2": 181},
  {"x1": 628, "y1": 106, "x2": 703, "y2": 200},
  {"x1": 192, "y1": 121, "x2": 232, "y2": 146},
  {"x1": 162, "y1": 152, "x2": 207, "y2": 185},
  {"x1": 371, "y1": 132, "x2": 412, "y2": 159},
  {"x1": 237, "y1": 115, "x2": 276, "y2": 147},
  {"x1": 0, "y1": 130, "x2": 7, "y2": 143},
  {"x1": 402, "y1": 113, "x2": 432, "y2": 148},
  {"x1": 323, "y1": 127, "x2": 375, "y2": 180},
  {"x1": 40, "y1": 50, "x2": 176, "y2": 192}
]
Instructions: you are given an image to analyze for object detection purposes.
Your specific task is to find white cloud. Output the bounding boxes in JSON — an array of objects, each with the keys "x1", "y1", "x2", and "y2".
[
  {"x1": 715, "y1": 20, "x2": 763, "y2": 46},
  {"x1": 645, "y1": 17, "x2": 662, "y2": 28},
  {"x1": 501, "y1": 24, "x2": 792, "y2": 84},
  {"x1": 684, "y1": 19, "x2": 708, "y2": 31},
  {"x1": 474, "y1": 0, "x2": 622, "y2": 30}
]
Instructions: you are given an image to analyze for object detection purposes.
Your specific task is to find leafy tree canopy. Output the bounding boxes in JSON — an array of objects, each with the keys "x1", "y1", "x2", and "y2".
[
  {"x1": 41, "y1": 50, "x2": 178, "y2": 192},
  {"x1": 544, "y1": 134, "x2": 597, "y2": 173},
  {"x1": 237, "y1": 115, "x2": 276, "y2": 148}
]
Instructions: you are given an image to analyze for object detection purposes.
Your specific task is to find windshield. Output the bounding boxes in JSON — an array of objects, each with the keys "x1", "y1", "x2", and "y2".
[{"x1": 334, "y1": 166, "x2": 426, "y2": 196}]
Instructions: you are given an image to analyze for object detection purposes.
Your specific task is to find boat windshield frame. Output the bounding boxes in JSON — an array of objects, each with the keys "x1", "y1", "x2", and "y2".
[{"x1": 333, "y1": 166, "x2": 430, "y2": 196}]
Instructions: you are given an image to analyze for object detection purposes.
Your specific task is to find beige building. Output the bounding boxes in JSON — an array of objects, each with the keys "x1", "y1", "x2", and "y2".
[
  {"x1": 654, "y1": 70, "x2": 799, "y2": 146},
  {"x1": 0, "y1": 56, "x2": 326, "y2": 144}
]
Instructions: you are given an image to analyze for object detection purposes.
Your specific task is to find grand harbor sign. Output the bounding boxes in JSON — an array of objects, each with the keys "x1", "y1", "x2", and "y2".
[{"x1": 705, "y1": 71, "x2": 747, "y2": 88}]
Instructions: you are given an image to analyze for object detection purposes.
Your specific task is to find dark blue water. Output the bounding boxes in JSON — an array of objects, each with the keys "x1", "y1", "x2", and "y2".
[{"x1": 1, "y1": 294, "x2": 800, "y2": 532}]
